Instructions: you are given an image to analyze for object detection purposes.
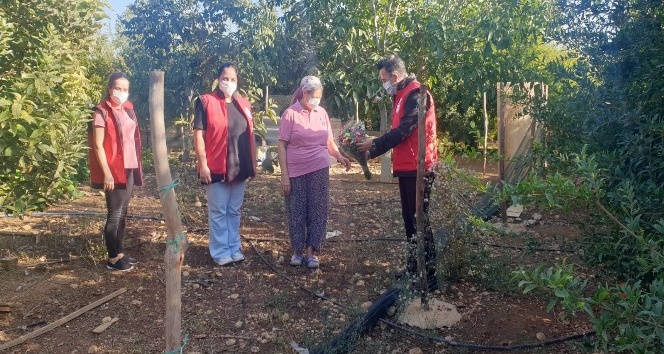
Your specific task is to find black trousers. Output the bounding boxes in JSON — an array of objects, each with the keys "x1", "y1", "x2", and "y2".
[
  {"x1": 398, "y1": 171, "x2": 437, "y2": 287},
  {"x1": 104, "y1": 170, "x2": 134, "y2": 258}
]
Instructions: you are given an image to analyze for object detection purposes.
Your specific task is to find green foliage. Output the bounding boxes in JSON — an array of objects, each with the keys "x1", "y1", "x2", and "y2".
[
  {"x1": 116, "y1": 0, "x2": 565, "y2": 146},
  {"x1": 522, "y1": 0, "x2": 664, "y2": 284},
  {"x1": 467, "y1": 248, "x2": 515, "y2": 292},
  {"x1": 499, "y1": 147, "x2": 598, "y2": 210},
  {"x1": 537, "y1": 1, "x2": 664, "y2": 215},
  {"x1": 120, "y1": 0, "x2": 211, "y2": 124},
  {"x1": 504, "y1": 144, "x2": 664, "y2": 351},
  {"x1": 242, "y1": 86, "x2": 279, "y2": 143},
  {"x1": 0, "y1": 0, "x2": 106, "y2": 213},
  {"x1": 515, "y1": 264, "x2": 664, "y2": 353},
  {"x1": 514, "y1": 261, "x2": 589, "y2": 316},
  {"x1": 119, "y1": 0, "x2": 280, "y2": 139}
]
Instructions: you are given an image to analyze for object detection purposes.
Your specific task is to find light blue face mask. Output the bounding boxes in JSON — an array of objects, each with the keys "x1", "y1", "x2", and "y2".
[
  {"x1": 308, "y1": 97, "x2": 321, "y2": 107},
  {"x1": 383, "y1": 81, "x2": 397, "y2": 95}
]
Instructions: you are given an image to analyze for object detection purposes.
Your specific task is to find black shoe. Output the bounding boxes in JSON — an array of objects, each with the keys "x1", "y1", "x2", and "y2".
[
  {"x1": 123, "y1": 255, "x2": 138, "y2": 265},
  {"x1": 107, "y1": 257, "x2": 134, "y2": 272}
]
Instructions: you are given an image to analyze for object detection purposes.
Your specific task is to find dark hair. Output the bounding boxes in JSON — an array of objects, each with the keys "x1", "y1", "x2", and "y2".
[
  {"x1": 217, "y1": 62, "x2": 238, "y2": 78},
  {"x1": 376, "y1": 54, "x2": 406, "y2": 76},
  {"x1": 106, "y1": 71, "x2": 128, "y2": 91}
]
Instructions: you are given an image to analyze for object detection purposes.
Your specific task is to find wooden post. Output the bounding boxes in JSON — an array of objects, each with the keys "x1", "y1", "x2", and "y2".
[
  {"x1": 181, "y1": 90, "x2": 195, "y2": 162},
  {"x1": 416, "y1": 84, "x2": 429, "y2": 310},
  {"x1": 149, "y1": 71, "x2": 187, "y2": 352},
  {"x1": 483, "y1": 92, "x2": 489, "y2": 177},
  {"x1": 179, "y1": 125, "x2": 186, "y2": 159},
  {"x1": 497, "y1": 82, "x2": 507, "y2": 223},
  {"x1": 265, "y1": 85, "x2": 269, "y2": 112},
  {"x1": 378, "y1": 101, "x2": 392, "y2": 182}
]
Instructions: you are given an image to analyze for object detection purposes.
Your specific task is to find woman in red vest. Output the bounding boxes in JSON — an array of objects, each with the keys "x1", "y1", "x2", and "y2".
[
  {"x1": 89, "y1": 72, "x2": 143, "y2": 272},
  {"x1": 193, "y1": 63, "x2": 257, "y2": 266},
  {"x1": 357, "y1": 54, "x2": 439, "y2": 291}
]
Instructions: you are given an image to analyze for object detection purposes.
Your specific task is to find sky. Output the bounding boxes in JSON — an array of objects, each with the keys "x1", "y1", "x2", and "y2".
[{"x1": 104, "y1": 0, "x2": 132, "y2": 35}]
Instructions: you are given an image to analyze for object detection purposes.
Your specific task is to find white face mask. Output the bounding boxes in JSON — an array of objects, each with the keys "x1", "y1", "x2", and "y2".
[
  {"x1": 308, "y1": 97, "x2": 321, "y2": 107},
  {"x1": 219, "y1": 80, "x2": 237, "y2": 97},
  {"x1": 112, "y1": 90, "x2": 129, "y2": 105},
  {"x1": 382, "y1": 81, "x2": 397, "y2": 95}
]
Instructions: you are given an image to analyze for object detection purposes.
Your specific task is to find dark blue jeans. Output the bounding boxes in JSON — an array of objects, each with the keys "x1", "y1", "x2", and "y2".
[{"x1": 104, "y1": 170, "x2": 134, "y2": 258}]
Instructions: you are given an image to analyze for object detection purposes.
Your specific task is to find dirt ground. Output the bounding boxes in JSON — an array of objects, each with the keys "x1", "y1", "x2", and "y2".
[{"x1": 0, "y1": 156, "x2": 594, "y2": 354}]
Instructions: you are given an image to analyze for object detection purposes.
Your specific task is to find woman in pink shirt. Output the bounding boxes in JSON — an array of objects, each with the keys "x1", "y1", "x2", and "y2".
[
  {"x1": 278, "y1": 76, "x2": 351, "y2": 269},
  {"x1": 89, "y1": 72, "x2": 143, "y2": 272}
]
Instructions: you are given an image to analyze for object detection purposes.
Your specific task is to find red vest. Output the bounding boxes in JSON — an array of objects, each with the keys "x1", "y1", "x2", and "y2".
[
  {"x1": 88, "y1": 99, "x2": 143, "y2": 189},
  {"x1": 391, "y1": 80, "x2": 438, "y2": 172},
  {"x1": 199, "y1": 92, "x2": 256, "y2": 177}
]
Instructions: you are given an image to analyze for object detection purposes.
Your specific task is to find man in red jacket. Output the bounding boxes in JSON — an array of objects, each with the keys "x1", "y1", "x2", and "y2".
[{"x1": 357, "y1": 54, "x2": 438, "y2": 291}]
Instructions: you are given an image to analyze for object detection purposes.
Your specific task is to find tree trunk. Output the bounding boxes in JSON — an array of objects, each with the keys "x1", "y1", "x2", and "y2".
[
  {"x1": 378, "y1": 101, "x2": 392, "y2": 182},
  {"x1": 497, "y1": 82, "x2": 508, "y2": 223},
  {"x1": 416, "y1": 84, "x2": 429, "y2": 309},
  {"x1": 149, "y1": 71, "x2": 188, "y2": 352}
]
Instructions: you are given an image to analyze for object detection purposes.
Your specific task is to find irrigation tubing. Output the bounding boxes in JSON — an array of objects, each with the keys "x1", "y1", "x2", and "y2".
[
  {"x1": 0, "y1": 209, "x2": 575, "y2": 254},
  {"x1": 0, "y1": 211, "x2": 163, "y2": 221},
  {"x1": 245, "y1": 236, "x2": 595, "y2": 352},
  {"x1": 334, "y1": 199, "x2": 400, "y2": 207},
  {"x1": 1, "y1": 211, "x2": 591, "y2": 349},
  {"x1": 240, "y1": 235, "x2": 575, "y2": 253}
]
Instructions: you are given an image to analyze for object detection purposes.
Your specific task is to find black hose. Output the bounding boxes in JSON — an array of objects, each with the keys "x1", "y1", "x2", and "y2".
[
  {"x1": 311, "y1": 288, "x2": 401, "y2": 354},
  {"x1": 0, "y1": 211, "x2": 163, "y2": 221},
  {"x1": 10, "y1": 203, "x2": 588, "y2": 350},
  {"x1": 245, "y1": 236, "x2": 595, "y2": 352}
]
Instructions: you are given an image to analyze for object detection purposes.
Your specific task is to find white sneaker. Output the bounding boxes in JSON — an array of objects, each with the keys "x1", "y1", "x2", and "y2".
[
  {"x1": 216, "y1": 257, "x2": 234, "y2": 266},
  {"x1": 231, "y1": 252, "x2": 245, "y2": 262}
]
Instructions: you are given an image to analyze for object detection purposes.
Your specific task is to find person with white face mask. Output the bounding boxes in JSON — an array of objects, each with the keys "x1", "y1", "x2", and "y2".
[
  {"x1": 356, "y1": 54, "x2": 440, "y2": 292},
  {"x1": 193, "y1": 62, "x2": 257, "y2": 266},
  {"x1": 89, "y1": 72, "x2": 144, "y2": 272},
  {"x1": 278, "y1": 75, "x2": 351, "y2": 270}
]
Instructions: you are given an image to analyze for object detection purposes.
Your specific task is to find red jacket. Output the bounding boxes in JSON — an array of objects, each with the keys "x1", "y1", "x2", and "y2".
[
  {"x1": 198, "y1": 92, "x2": 256, "y2": 179},
  {"x1": 88, "y1": 99, "x2": 143, "y2": 189},
  {"x1": 392, "y1": 80, "x2": 438, "y2": 172}
]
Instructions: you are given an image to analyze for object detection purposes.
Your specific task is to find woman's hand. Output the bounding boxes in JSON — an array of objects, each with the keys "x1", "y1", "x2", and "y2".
[
  {"x1": 104, "y1": 174, "x2": 115, "y2": 191},
  {"x1": 338, "y1": 156, "x2": 351, "y2": 171},
  {"x1": 199, "y1": 165, "x2": 211, "y2": 184},
  {"x1": 281, "y1": 175, "x2": 291, "y2": 198}
]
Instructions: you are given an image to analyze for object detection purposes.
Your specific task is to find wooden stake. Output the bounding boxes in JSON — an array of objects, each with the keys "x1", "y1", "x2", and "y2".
[
  {"x1": 416, "y1": 84, "x2": 429, "y2": 310},
  {"x1": 0, "y1": 288, "x2": 127, "y2": 350},
  {"x1": 378, "y1": 101, "x2": 392, "y2": 183},
  {"x1": 497, "y1": 83, "x2": 508, "y2": 223},
  {"x1": 149, "y1": 71, "x2": 187, "y2": 352},
  {"x1": 0, "y1": 230, "x2": 39, "y2": 237},
  {"x1": 265, "y1": 85, "x2": 269, "y2": 112},
  {"x1": 92, "y1": 317, "x2": 119, "y2": 334},
  {"x1": 483, "y1": 91, "x2": 489, "y2": 177}
]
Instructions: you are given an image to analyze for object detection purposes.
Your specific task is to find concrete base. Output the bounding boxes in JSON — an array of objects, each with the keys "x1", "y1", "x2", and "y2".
[{"x1": 399, "y1": 298, "x2": 462, "y2": 329}]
